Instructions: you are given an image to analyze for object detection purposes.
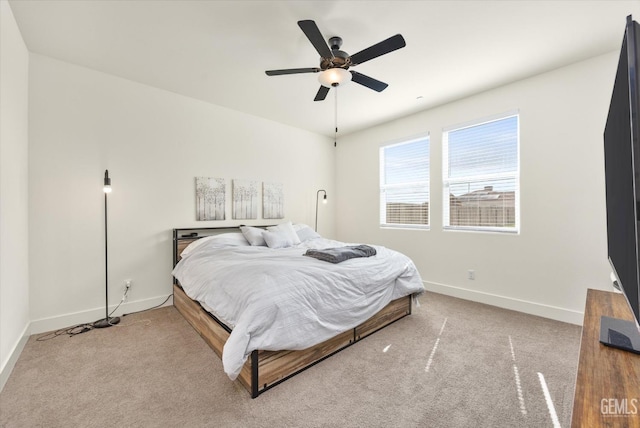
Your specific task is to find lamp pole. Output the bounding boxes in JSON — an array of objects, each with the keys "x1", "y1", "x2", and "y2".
[{"x1": 94, "y1": 170, "x2": 120, "y2": 328}]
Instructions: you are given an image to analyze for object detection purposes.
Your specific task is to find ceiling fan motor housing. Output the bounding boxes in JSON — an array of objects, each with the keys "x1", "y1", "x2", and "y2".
[{"x1": 321, "y1": 36, "x2": 351, "y2": 70}]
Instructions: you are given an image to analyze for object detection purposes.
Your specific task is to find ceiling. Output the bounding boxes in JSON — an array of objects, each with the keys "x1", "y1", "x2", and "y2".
[{"x1": 8, "y1": 0, "x2": 640, "y2": 137}]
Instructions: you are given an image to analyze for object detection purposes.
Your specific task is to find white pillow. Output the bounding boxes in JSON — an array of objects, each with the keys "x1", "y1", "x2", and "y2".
[
  {"x1": 181, "y1": 233, "x2": 249, "y2": 258},
  {"x1": 267, "y1": 221, "x2": 301, "y2": 245},
  {"x1": 262, "y1": 229, "x2": 295, "y2": 249},
  {"x1": 240, "y1": 226, "x2": 266, "y2": 246},
  {"x1": 294, "y1": 224, "x2": 321, "y2": 242}
]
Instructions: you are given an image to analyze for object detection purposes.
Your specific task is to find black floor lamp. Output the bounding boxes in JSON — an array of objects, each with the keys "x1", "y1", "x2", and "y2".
[
  {"x1": 315, "y1": 189, "x2": 327, "y2": 232},
  {"x1": 94, "y1": 170, "x2": 120, "y2": 328}
]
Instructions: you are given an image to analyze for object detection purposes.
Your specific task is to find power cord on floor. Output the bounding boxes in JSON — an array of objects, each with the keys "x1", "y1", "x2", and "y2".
[
  {"x1": 36, "y1": 293, "x2": 174, "y2": 341},
  {"x1": 36, "y1": 323, "x2": 95, "y2": 341},
  {"x1": 121, "y1": 293, "x2": 173, "y2": 318}
]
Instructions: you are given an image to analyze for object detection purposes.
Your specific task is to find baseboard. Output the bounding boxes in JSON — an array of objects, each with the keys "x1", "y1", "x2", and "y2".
[
  {"x1": 424, "y1": 281, "x2": 584, "y2": 325},
  {"x1": 29, "y1": 294, "x2": 174, "y2": 335},
  {"x1": 0, "y1": 322, "x2": 30, "y2": 392}
]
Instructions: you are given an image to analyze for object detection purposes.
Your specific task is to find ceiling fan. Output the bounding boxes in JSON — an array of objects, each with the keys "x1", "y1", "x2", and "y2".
[{"x1": 265, "y1": 20, "x2": 406, "y2": 101}]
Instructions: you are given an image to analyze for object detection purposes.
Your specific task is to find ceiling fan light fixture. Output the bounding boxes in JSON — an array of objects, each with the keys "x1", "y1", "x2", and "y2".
[{"x1": 318, "y1": 68, "x2": 352, "y2": 88}]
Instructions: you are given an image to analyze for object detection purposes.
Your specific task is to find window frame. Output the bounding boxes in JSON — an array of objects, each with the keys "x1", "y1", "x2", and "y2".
[
  {"x1": 379, "y1": 133, "x2": 430, "y2": 230},
  {"x1": 442, "y1": 111, "x2": 520, "y2": 234}
]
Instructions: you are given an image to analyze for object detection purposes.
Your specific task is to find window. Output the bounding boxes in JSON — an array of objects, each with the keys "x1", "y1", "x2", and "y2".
[
  {"x1": 379, "y1": 135, "x2": 430, "y2": 228},
  {"x1": 443, "y1": 113, "x2": 519, "y2": 232}
]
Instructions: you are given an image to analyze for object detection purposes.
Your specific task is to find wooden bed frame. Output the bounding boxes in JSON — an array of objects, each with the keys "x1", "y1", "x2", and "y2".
[{"x1": 172, "y1": 227, "x2": 413, "y2": 398}]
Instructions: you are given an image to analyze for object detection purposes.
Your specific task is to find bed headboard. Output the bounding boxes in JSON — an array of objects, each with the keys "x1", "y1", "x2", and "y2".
[
  {"x1": 172, "y1": 226, "x2": 271, "y2": 270},
  {"x1": 174, "y1": 227, "x2": 233, "y2": 267}
]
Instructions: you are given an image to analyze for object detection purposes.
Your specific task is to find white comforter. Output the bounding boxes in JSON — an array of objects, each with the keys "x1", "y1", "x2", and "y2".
[{"x1": 172, "y1": 237, "x2": 425, "y2": 380}]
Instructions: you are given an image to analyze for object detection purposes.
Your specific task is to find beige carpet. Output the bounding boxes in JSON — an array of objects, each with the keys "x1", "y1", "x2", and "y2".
[{"x1": 0, "y1": 292, "x2": 581, "y2": 428}]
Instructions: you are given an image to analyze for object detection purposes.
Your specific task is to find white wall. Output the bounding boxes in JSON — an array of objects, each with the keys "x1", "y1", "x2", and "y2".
[
  {"x1": 0, "y1": 0, "x2": 30, "y2": 389},
  {"x1": 336, "y1": 52, "x2": 618, "y2": 324},
  {"x1": 28, "y1": 54, "x2": 335, "y2": 332}
]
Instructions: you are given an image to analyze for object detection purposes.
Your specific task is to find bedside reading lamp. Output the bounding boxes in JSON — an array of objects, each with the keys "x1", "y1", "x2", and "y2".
[
  {"x1": 315, "y1": 189, "x2": 327, "y2": 232},
  {"x1": 94, "y1": 170, "x2": 120, "y2": 328}
]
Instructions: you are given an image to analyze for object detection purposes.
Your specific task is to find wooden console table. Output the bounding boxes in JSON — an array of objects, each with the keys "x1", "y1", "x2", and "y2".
[{"x1": 572, "y1": 289, "x2": 640, "y2": 427}]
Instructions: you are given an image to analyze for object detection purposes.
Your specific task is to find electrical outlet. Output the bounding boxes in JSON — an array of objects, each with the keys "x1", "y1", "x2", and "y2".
[
  {"x1": 468, "y1": 270, "x2": 475, "y2": 280},
  {"x1": 120, "y1": 279, "x2": 132, "y2": 302}
]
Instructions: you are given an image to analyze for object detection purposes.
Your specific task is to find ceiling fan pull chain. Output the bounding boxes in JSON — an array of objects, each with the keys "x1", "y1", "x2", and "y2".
[{"x1": 334, "y1": 88, "x2": 338, "y2": 147}]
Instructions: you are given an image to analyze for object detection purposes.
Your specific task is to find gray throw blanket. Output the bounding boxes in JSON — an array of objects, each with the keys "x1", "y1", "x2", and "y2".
[{"x1": 303, "y1": 245, "x2": 377, "y2": 264}]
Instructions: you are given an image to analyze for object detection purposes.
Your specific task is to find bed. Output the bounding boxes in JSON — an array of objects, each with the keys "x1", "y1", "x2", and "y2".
[{"x1": 171, "y1": 224, "x2": 425, "y2": 398}]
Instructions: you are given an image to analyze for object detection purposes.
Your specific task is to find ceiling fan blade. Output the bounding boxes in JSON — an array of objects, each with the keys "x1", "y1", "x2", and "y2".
[
  {"x1": 350, "y1": 71, "x2": 389, "y2": 92},
  {"x1": 298, "y1": 20, "x2": 333, "y2": 59},
  {"x1": 314, "y1": 86, "x2": 330, "y2": 101},
  {"x1": 349, "y1": 34, "x2": 406, "y2": 66},
  {"x1": 265, "y1": 67, "x2": 321, "y2": 76}
]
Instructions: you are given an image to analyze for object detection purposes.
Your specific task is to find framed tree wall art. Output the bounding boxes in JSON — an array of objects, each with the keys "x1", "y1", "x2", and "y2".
[
  {"x1": 232, "y1": 179, "x2": 259, "y2": 220},
  {"x1": 196, "y1": 177, "x2": 226, "y2": 221},
  {"x1": 263, "y1": 182, "x2": 284, "y2": 219}
]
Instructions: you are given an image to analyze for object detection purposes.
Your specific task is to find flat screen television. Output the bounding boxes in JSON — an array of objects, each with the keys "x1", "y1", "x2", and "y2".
[{"x1": 603, "y1": 15, "x2": 640, "y2": 353}]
